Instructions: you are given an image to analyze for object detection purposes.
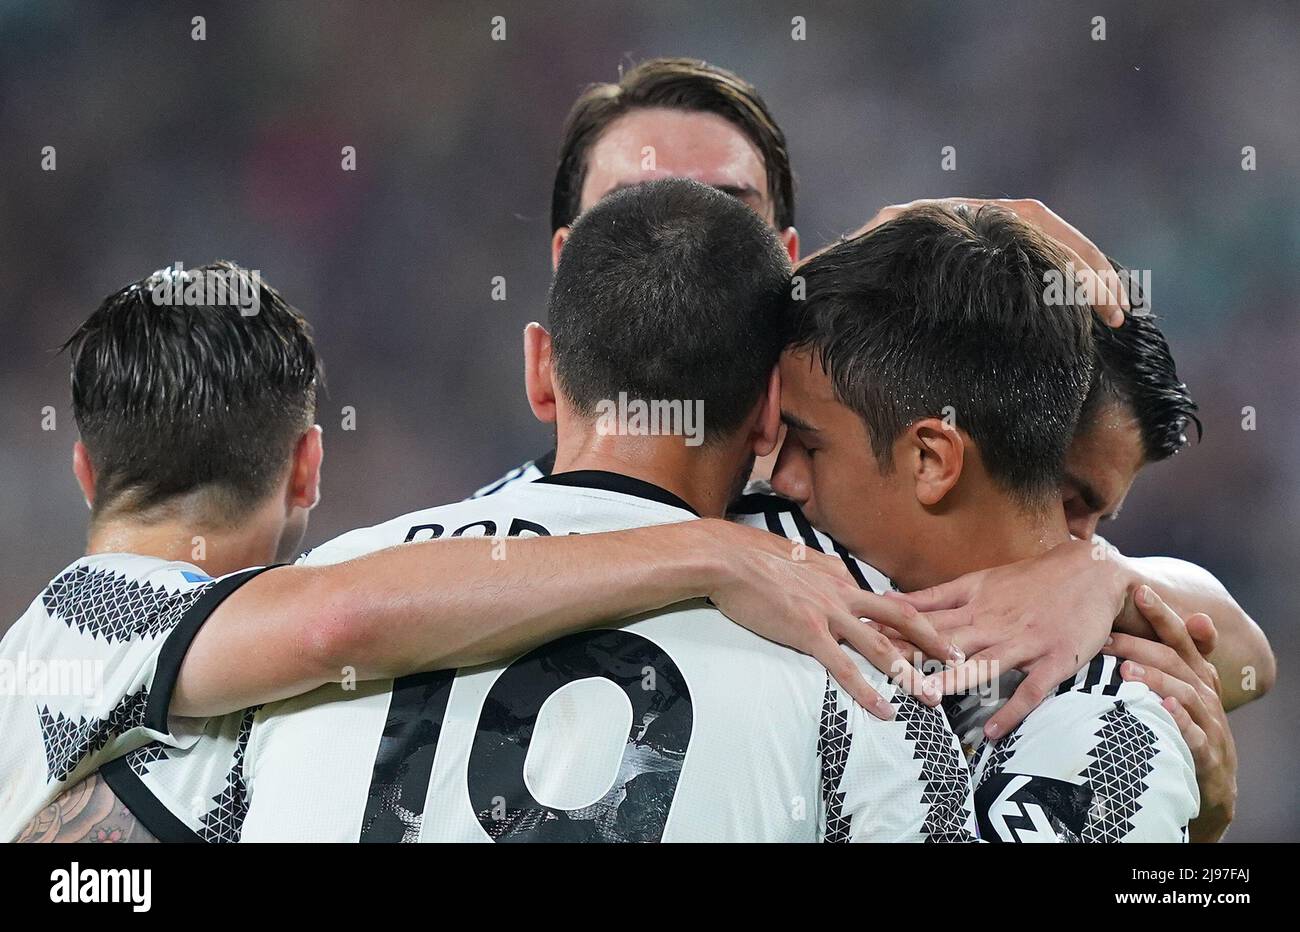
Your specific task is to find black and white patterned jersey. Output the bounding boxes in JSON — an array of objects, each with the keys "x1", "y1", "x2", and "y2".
[
  {"x1": 0, "y1": 554, "x2": 270, "y2": 841},
  {"x1": 730, "y1": 490, "x2": 1199, "y2": 843},
  {"x1": 968, "y1": 654, "x2": 1198, "y2": 842},
  {"x1": 235, "y1": 471, "x2": 976, "y2": 842}
]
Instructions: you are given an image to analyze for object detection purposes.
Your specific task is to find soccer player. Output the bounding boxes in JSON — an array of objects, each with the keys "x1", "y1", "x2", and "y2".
[
  {"x1": 469, "y1": 58, "x2": 1266, "y2": 818},
  {"x1": 769, "y1": 204, "x2": 1199, "y2": 840},
  {"x1": 3, "y1": 260, "x2": 930, "y2": 843},
  {"x1": 232, "y1": 180, "x2": 978, "y2": 842}
]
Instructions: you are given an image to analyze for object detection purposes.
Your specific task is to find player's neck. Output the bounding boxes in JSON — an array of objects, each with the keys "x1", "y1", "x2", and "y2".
[
  {"x1": 892, "y1": 495, "x2": 1069, "y2": 592},
  {"x1": 84, "y1": 498, "x2": 282, "y2": 576},
  {"x1": 551, "y1": 432, "x2": 745, "y2": 518}
]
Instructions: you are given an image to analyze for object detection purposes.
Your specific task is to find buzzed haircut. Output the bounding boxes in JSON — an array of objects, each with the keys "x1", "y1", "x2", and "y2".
[
  {"x1": 62, "y1": 261, "x2": 321, "y2": 521},
  {"x1": 789, "y1": 205, "x2": 1095, "y2": 507},
  {"x1": 551, "y1": 57, "x2": 795, "y2": 232},
  {"x1": 547, "y1": 177, "x2": 791, "y2": 442},
  {"x1": 1080, "y1": 261, "x2": 1202, "y2": 461}
]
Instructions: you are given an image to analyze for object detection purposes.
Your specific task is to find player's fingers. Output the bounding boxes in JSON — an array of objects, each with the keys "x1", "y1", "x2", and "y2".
[
  {"x1": 1161, "y1": 696, "x2": 1209, "y2": 762},
  {"x1": 1132, "y1": 587, "x2": 1218, "y2": 691},
  {"x1": 922, "y1": 607, "x2": 976, "y2": 634},
  {"x1": 850, "y1": 589, "x2": 920, "y2": 628},
  {"x1": 1184, "y1": 611, "x2": 1219, "y2": 659},
  {"x1": 958, "y1": 197, "x2": 1126, "y2": 324},
  {"x1": 806, "y1": 549, "x2": 857, "y2": 581},
  {"x1": 983, "y1": 668, "x2": 1054, "y2": 740},
  {"x1": 890, "y1": 575, "x2": 976, "y2": 613},
  {"x1": 852, "y1": 592, "x2": 961, "y2": 664},
  {"x1": 832, "y1": 615, "x2": 941, "y2": 707},
  {"x1": 1101, "y1": 632, "x2": 1205, "y2": 695},
  {"x1": 992, "y1": 197, "x2": 1129, "y2": 323},
  {"x1": 1120, "y1": 661, "x2": 1212, "y2": 731},
  {"x1": 813, "y1": 635, "x2": 895, "y2": 720},
  {"x1": 921, "y1": 648, "x2": 1009, "y2": 696},
  {"x1": 887, "y1": 638, "x2": 923, "y2": 663},
  {"x1": 1133, "y1": 586, "x2": 1193, "y2": 659},
  {"x1": 948, "y1": 623, "x2": 1001, "y2": 661}
]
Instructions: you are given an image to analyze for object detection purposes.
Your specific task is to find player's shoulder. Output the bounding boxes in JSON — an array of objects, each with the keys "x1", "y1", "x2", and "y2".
[
  {"x1": 972, "y1": 654, "x2": 1197, "y2": 842},
  {"x1": 4, "y1": 553, "x2": 218, "y2": 640},
  {"x1": 49, "y1": 553, "x2": 216, "y2": 592},
  {"x1": 976, "y1": 654, "x2": 1192, "y2": 787},
  {"x1": 1002, "y1": 655, "x2": 1177, "y2": 733},
  {"x1": 727, "y1": 488, "x2": 891, "y2": 594}
]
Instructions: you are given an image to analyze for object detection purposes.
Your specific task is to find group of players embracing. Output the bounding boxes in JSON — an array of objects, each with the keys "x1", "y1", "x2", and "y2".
[{"x1": 0, "y1": 59, "x2": 1271, "y2": 843}]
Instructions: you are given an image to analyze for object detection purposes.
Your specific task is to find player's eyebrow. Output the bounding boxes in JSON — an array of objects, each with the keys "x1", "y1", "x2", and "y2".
[
  {"x1": 710, "y1": 183, "x2": 762, "y2": 201},
  {"x1": 781, "y1": 411, "x2": 819, "y2": 433}
]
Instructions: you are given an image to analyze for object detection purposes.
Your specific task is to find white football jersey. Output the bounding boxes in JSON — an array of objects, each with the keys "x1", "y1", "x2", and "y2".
[
  {"x1": 238, "y1": 471, "x2": 977, "y2": 842},
  {"x1": 0, "y1": 554, "x2": 269, "y2": 841},
  {"x1": 968, "y1": 654, "x2": 1198, "y2": 842},
  {"x1": 730, "y1": 492, "x2": 1198, "y2": 843},
  {"x1": 469, "y1": 450, "x2": 552, "y2": 499}
]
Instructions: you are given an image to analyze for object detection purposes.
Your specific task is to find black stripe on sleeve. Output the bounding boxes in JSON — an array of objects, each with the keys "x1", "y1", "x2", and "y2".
[
  {"x1": 1102, "y1": 657, "x2": 1124, "y2": 696},
  {"x1": 1082, "y1": 654, "x2": 1106, "y2": 692},
  {"x1": 100, "y1": 756, "x2": 203, "y2": 843},
  {"x1": 143, "y1": 565, "x2": 282, "y2": 733}
]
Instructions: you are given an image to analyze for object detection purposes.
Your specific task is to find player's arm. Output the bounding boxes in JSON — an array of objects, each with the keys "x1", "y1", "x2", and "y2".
[
  {"x1": 895, "y1": 539, "x2": 1272, "y2": 737},
  {"x1": 15, "y1": 773, "x2": 158, "y2": 844},
  {"x1": 172, "y1": 518, "x2": 953, "y2": 720},
  {"x1": 1103, "y1": 589, "x2": 1237, "y2": 842},
  {"x1": 1110, "y1": 551, "x2": 1273, "y2": 710},
  {"x1": 808, "y1": 197, "x2": 1128, "y2": 324}
]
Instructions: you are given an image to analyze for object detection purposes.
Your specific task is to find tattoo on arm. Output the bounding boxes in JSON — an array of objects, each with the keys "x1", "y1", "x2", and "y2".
[{"x1": 15, "y1": 773, "x2": 158, "y2": 843}]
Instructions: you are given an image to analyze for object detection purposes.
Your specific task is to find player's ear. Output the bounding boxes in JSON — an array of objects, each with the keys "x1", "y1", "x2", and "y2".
[
  {"x1": 72, "y1": 441, "x2": 96, "y2": 510},
  {"x1": 750, "y1": 364, "x2": 783, "y2": 457},
  {"x1": 287, "y1": 425, "x2": 324, "y2": 511},
  {"x1": 523, "y1": 322, "x2": 558, "y2": 424},
  {"x1": 780, "y1": 227, "x2": 800, "y2": 264},
  {"x1": 550, "y1": 228, "x2": 571, "y2": 272},
  {"x1": 905, "y1": 418, "x2": 964, "y2": 507}
]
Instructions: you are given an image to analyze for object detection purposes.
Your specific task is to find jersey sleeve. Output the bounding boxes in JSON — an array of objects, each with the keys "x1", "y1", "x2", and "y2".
[
  {"x1": 0, "y1": 558, "x2": 274, "y2": 839},
  {"x1": 970, "y1": 654, "x2": 1199, "y2": 842},
  {"x1": 98, "y1": 706, "x2": 258, "y2": 844},
  {"x1": 819, "y1": 661, "x2": 978, "y2": 843}
]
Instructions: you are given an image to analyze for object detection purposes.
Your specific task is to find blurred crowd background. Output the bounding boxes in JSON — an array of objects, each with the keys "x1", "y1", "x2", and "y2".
[{"x1": 1, "y1": 0, "x2": 1296, "y2": 840}]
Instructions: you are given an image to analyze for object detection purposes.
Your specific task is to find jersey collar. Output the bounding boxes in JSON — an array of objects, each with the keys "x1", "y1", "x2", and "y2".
[{"x1": 537, "y1": 469, "x2": 700, "y2": 517}]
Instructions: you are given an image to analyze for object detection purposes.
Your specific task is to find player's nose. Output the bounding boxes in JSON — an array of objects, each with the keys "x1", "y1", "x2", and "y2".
[
  {"x1": 770, "y1": 446, "x2": 811, "y2": 504},
  {"x1": 1069, "y1": 514, "x2": 1100, "y2": 542}
]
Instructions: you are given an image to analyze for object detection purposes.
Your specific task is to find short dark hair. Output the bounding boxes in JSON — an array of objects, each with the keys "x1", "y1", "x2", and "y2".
[
  {"x1": 789, "y1": 205, "x2": 1095, "y2": 507},
  {"x1": 547, "y1": 178, "x2": 791, "y2": 441},
  {"x1": 1079, "y1": 261, "x2": 1202, "y2": 461},
  {"x1": 62, "y1": 261, "x2": 321, "y2": 520},
  {"x1": 551, "y1": 57, "x2": 795, "y2": 232}
]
